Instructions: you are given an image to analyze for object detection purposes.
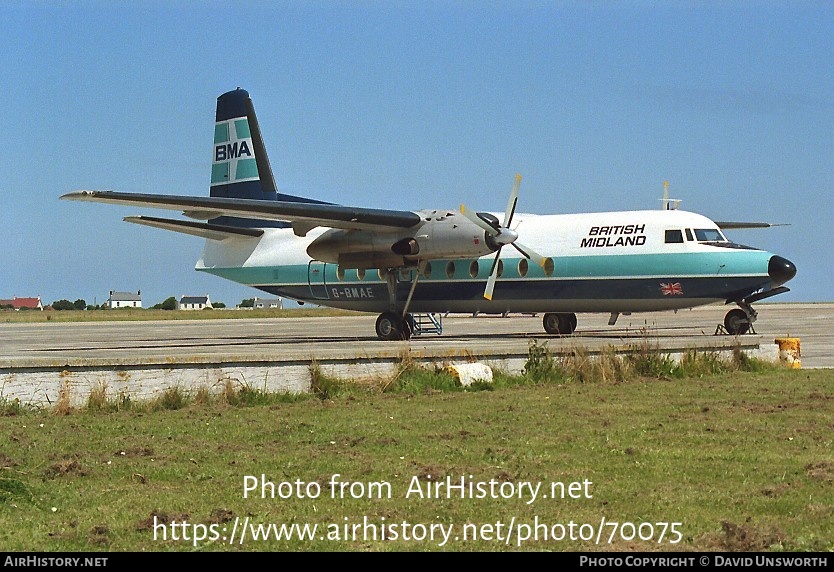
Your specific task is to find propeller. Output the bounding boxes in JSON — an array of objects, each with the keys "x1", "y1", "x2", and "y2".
[{"x1": 460, "y1": 174, "x2": 546, "y2": 300}]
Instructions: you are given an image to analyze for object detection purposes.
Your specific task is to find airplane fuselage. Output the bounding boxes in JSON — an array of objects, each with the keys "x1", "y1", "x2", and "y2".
[{"x1": 196, "y1": 208, "x2": 791, "y2": 315}]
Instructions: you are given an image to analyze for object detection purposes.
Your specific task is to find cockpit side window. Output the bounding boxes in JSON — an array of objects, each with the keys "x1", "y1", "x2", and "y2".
[
  {"x1": 664, "y1": 229, "x2": 684, "y2": 244},
  {"x1": 694, "y1": 228, "x2": 726, "y2": 242},
  {"x1": 685, "y1": 228, "x2": 694, "y2": 241}
]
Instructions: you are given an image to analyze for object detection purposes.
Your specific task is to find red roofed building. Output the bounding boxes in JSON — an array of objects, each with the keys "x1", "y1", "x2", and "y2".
[{"x1": 0, "y1": 296, "x2": 44, "y2": 310}]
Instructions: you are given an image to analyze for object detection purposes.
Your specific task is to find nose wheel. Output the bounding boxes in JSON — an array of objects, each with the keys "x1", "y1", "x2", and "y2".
[
  {"x1": 721, "y1": 299, "x2": 758, "y2": 336},
  {"x1": 723, "y1": 308, "x2": 754, "y2": 336}
]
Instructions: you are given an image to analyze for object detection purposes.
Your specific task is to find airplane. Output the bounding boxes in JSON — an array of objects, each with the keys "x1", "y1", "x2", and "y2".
[{"x1": 61, "y1": 88, "x2": 797, "y2": 340}]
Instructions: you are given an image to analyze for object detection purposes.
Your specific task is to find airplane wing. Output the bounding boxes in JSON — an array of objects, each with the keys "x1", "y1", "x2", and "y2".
[
  {"x1": 715, "y1": 221, "x2": 789, "y2": 230},
  {"x1": 61, "y1": 190, "x2": 422, "y2": 236}
]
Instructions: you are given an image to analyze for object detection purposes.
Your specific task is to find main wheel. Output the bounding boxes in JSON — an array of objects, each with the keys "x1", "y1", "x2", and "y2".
[
  {"x1": 724, "y1": 308, "x2": 751, "y2": 336},
  {"x1": 376, "y1": 311, "x2": 411, "y2": 340},
  {"x1": 543, "y1": 312, "x2": 576, "y2": 335},
  {"x1": 567, "y1": 312, "x2": 578, "y2": 333}
]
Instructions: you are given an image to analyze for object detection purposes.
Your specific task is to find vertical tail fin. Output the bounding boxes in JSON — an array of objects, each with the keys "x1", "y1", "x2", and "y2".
[
  {"x1": 211, "y1": 88, "x2": 324, "y2": 227},
  {"x1": 212, "y1": 88, "x2": 278, "y2": 202}
]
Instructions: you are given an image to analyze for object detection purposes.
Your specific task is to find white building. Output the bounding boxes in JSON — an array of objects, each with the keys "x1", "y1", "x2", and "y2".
[
  {"x1": 178, "y1": 294, "x2": 213, "y2": 311},
  {"x1": 107, "y1": 291, "x2": 142, "y2": 309},
  {"x1": 253, "y1": 297, "x2": 283, "y2": 310}
]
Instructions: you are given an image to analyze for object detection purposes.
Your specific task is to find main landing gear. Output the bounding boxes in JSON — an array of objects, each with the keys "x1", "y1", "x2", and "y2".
[
  {"x1": 542, "y1": 312, "x2": 577, "y2": 335},
  {"x1": 375, "y1": 311, "x2": 412, "y2": 341},
  {"x1": 375, "y1": 263, "x2": 425, "y2": 340}
]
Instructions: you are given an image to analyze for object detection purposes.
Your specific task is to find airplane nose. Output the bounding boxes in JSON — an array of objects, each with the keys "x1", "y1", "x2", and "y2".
[{"x1": 769, "y1": 255, "x2": 797, "y2": 286}]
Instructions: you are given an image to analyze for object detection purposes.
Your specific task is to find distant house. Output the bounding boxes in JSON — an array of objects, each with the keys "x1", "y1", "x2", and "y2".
[
  {"x1": 107, "y1": 291, "x2": 142, "y2": 309},
  {"x1": 253, "y1": 297, "x2": 283, "y2": 310},
  {"x1": 0, "y1": 296, "x2": 44, "y2": 311},
  {"x1": 178, "y1": 294, "x2": 213, "y2": 311}
]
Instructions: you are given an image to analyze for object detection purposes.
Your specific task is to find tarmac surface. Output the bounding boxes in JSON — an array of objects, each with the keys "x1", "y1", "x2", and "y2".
[{"x1": 1, "y1": 302, "x2": 830, "y2": 368}]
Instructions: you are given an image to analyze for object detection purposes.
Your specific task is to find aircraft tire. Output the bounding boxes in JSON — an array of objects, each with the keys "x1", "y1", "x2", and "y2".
[
  {"x1": 376, "y1": 311, "x2": 410, "y2": 341},
  {"x1": 724, "y1": 308, "x2": 751, "y2": 336},
  {"x1": 543, "y1": 312, "x2": 576, "y2": 336}
]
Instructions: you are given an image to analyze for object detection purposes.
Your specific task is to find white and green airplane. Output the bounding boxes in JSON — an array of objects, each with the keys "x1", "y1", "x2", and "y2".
[{"x1": 62, "y1": 89, "x2": 796, "y2": 340}]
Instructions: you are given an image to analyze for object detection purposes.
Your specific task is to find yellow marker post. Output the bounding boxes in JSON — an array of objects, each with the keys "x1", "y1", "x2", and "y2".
[{"x1": 775, "y1": 338, "x2": 801, "y2": 369}]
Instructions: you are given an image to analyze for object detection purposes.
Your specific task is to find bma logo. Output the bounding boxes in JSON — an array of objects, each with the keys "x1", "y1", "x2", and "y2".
[{"x1": 215, "y1": 140, "x2": 252, "y2": 162}]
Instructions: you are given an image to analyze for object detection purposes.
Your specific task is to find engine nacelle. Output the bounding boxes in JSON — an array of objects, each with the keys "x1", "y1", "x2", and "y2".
[{"x1": 306, "y1": 211, "x2": 496, "y2": 269}]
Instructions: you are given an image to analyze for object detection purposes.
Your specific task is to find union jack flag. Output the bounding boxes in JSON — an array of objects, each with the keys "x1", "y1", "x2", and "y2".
[{"x1": 660, "y1": 282, "x2": 683, "y2": 295}]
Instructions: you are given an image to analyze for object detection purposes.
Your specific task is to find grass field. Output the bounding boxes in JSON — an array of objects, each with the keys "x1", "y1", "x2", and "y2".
[{"x1": 1, "y1": 349, "x2": 831, "y2": 552}]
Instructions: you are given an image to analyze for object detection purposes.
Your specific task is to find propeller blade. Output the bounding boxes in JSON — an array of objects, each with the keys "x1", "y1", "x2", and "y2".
[
  {"x1": 511, "y1": 243, "x2": 531, "y2": 260},
  {"x1": 483, "y1": 250, "x2": 502, "y2": 300},
  {"x1": 503, "y1": 173, "x2": 522, "y2": 227},
  {"x1": 460, "y1": 203, "x2": 498, "y2": 235},
  {"x1": 484, "y1": 271, "x2": 498, "y2": 301},
  {"x1": 487, "y1": 249, "x2": 501, "y2": 275},
  {"x1": 512, "y1": 242, "x2": 547, "y2": 268}
]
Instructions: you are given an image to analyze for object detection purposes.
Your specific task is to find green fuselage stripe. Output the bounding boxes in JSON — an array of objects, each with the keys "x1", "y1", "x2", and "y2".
[{"x1": 199, "y1": 250, "x2": 772, "y2": 287}]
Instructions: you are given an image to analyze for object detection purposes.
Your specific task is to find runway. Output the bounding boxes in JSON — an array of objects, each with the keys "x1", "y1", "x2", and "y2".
[
  {"x1": 1, "y1": 303, "x2": 830, "y2": 406},
  {"x1": 0, "y1": 302, "x2": 830, "y2": 365}
]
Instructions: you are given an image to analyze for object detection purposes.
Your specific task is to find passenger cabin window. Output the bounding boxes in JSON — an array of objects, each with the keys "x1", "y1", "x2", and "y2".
[
  {"x1": 445, "y1": 261, "x2": 456, "y2": 279},
  {"x1": 685, "y1": 228, "x2": 694, "y2": 241},
  {"x1": 664, "y1": 229, "x2": 684, "y2": 244},
  {"x1": 694, "y1": 228, "x2": 726, "y2": 242}
]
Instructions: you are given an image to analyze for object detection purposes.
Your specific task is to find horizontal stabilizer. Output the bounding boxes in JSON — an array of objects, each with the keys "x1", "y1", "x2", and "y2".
[
  {"x1": 715, "y1": 221, "x2": 789, "y2": 230},
  {"x1": 62, "y1": 190, "x2": 422, "y2": 234},
  {"x1": 124, "y1": 216, "x2": 264, "y2": 241}
]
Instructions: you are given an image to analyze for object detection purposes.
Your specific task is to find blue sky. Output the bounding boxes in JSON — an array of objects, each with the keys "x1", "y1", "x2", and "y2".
[{"x1": 2, "y1": 1, "x2": 831, "y2": 307}]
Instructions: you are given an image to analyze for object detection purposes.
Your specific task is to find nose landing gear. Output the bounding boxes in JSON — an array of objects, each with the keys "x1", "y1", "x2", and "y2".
[
  {"x1": 721, "y1": 300, "x2": 757, "y2": 336},
  {"x1": 723, "y1": 307, "x2": 754, "y2": 336}
]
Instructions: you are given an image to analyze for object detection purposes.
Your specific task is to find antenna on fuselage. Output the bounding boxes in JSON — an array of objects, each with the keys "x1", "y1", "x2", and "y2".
[{"x1": 660, "y1": 181, "x2": 681, "y2": 210}]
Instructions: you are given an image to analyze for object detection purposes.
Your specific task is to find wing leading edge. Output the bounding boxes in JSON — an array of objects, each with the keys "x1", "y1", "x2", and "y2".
[{"x1": 60, "y1": 190, "x2": 422, "y2": 236}]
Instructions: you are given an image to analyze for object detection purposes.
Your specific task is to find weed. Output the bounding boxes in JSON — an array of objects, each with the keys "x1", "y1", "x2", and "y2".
[
  {"x1": 0, "y1": 397, "x2": 27, "y2": 416},
  {"x1": 678, "y1": 349, "x2": 728, "y2": 377},
  {"x1": 465, "y1": 380, "x2": 494, "y2": 392},
  {"x1": 117, "y1": 392, "x2": 133, "y2": 411},
  {"x1": 733, "y1": 346, "x2": 778, "y2": 372},
  {"x1": 231, "y1": 385, "x2": 278, "y2": 407},
  {"x1": 154, "y1": 387, "x2": 187, "y2": 411},
  {"x1": 387, "y1": 365, "x2": 460, "y2": 394},
  {"x1": 53, "y1": 379, "x2": 73, "y2": 416},
  {"x1": 309, "y1": 361, "x2": 343, "y2": 400},
  {"x1": 625, "y1": 340, "x2": 678, "y2": 378},
  {"x1": 522, "y1": 340, "x2": 563, "y2": 381},
  {"x1": 194, "y1": 386, "x2": 212, "y2": 406},
  {"x1": 87, "y1": 383, "x2": 108, "y2": 411},
  {"x1": 597, "y1": 346, "x2": 635, "y2": 383}
]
